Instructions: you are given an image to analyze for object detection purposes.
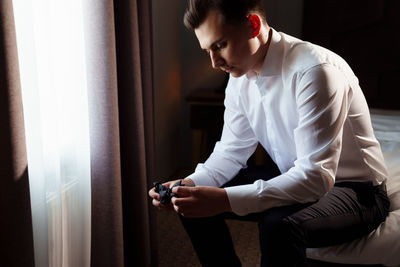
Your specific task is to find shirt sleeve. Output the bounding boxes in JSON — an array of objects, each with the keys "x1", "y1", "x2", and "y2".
[
  {"x1": 226, "y1": 64, "x2": 352, "y2": 215},
  {"x1": 188, "y1": 77, "x2": 259, "y2": 188}
]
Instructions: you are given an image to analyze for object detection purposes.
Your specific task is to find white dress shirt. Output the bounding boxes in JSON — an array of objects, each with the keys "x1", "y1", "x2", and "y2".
[{"x1": 188, "y1": 29, "x2": 388, "y2": 216}]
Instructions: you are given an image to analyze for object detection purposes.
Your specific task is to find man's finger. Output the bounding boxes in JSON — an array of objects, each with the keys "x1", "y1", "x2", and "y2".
[
  {"x1": 148, "y1": 188, "x2": 160, "y2": 201},
  {"x1": 172, "y1": 185, "x2": 193, "y2": 197},
  {"x1": 152, "y1": 198, "x2": 161, "y2": 207}
]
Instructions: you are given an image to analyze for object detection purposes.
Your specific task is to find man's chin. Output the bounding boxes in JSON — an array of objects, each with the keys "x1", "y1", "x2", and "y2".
[
  {"x1": 220, "y1": 67, "x2": 245, "y2": 77},
  {"x1": 230, "y1": 71, "x2": 245, "y2": 78}
]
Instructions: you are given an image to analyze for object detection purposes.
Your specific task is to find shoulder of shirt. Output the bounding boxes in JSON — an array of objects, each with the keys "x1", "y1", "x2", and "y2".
[{"x1": 279, "y1": 32, "x2": 346, "y2": 76}]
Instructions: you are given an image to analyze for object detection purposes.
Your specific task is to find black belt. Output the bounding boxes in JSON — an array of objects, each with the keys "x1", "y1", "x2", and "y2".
[{"x1": 335, "y1": 181, "x2": 386, "y2": 192}]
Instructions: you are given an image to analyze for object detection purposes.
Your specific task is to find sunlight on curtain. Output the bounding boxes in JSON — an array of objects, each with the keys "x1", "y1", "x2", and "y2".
[{"x1": 13, "y1": 0, "x2": 91, "y2": 266}]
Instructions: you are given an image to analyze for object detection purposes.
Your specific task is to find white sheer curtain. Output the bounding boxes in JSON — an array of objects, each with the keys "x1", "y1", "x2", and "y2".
[{"x1": 13, "y1": 0, "x2": 91, "y2": 266}]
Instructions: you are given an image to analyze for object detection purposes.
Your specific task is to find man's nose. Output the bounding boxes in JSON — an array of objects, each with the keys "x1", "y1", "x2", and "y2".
[{"x1": 210, "y1": 51, "x2": 224, "y2": 69}]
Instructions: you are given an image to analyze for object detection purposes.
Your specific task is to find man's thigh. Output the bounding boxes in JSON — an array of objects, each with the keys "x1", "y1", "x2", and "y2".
[
  {"x1": 221, "y1": 166, "x2": 389, "y2": 248},
  {"x1": 283, "y1": 182, "x2": 389, "y2": 248}
]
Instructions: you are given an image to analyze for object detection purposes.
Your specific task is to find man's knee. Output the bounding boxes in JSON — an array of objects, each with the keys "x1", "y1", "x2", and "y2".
[{"x1": 258, "y1": 205, "x2": 308, "y2": 248}]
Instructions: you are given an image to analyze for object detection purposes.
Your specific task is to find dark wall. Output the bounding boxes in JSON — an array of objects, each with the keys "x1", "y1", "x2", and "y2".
[{"x1": 302, "y1": 0, "x2": 400, "y2": 109}]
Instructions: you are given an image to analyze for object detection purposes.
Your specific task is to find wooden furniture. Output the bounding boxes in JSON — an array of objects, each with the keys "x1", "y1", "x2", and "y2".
[{"x1": 185, "y1": 87, "x2": 225, "y2": 167}]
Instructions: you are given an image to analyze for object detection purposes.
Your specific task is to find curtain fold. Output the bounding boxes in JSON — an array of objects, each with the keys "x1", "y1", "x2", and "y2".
[
  {"x1": 0, "y1": 0, "x2": 35, "y2": 266},
  {"x1": 82, "y1": 1, "x2": 125, "y2": 267},
  {"x1": 114, "y1": 0, "x2": 156, "y2": 266},
  {"x1": 84, "y1": 0, "x2": 156, "y2": 266}
]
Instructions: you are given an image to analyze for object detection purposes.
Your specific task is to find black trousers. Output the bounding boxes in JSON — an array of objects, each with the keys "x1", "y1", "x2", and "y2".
[{"x1": 179, "y1": 165, "x2": 390, "y2": 267}]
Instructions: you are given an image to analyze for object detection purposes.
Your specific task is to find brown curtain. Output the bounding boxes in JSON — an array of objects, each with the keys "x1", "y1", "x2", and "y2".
[
  {"x1": 0, "y1": 1, "x2": 35, "y2": 266},
  {"x1": 0, "y1": 0, "x2": 155, "y2": 265},
  {"x1": 114, "y1": 0, "x2": 157, "y2": 267},
  {"x1": 85, "y1": 0, "x2": 156, "y2": 266}
]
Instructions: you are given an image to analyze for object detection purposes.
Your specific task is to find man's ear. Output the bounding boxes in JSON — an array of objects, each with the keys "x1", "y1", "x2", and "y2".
[{"x1": 248, "y1": 14, "x2": 261, "y2": 38}]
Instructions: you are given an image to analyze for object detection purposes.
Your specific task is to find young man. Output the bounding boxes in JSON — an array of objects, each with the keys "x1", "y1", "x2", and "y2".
[{"x1": 149, "y1": 0, "x2": 390, "y2": 266}]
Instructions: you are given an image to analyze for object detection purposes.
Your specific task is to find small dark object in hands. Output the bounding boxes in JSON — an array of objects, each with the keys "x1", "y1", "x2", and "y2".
[{"x1": 153, "y1": 180, "x2": 185, "y2": 204}]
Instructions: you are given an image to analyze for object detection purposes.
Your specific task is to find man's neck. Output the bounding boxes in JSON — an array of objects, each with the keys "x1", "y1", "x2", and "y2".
[{"x1": 252, "y1": 26, "x2": 272, "y2": 75}]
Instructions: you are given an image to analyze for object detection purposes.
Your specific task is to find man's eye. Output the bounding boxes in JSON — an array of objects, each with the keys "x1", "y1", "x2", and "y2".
[{"x1": 216, "y1": 42, "x2": 227, "y2": 49}]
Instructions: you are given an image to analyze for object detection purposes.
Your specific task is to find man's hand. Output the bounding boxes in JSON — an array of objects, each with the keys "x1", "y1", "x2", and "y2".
[
  {"x1": 148, "y1": 178, "x2": 195, "y2": 211},
  {"x1": 170, "y1": 185, "x2": 232, "y2": 217}
]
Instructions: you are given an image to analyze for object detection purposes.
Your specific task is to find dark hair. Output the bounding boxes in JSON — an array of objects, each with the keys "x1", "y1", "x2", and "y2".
[{"x1": 183, "y1": 0, "x2": 266, "y2": 30}]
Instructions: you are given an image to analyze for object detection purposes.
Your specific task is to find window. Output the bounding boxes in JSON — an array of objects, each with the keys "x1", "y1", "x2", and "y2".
[{"x1": 13, "y1": 0, "x2": 91, "y2": 266}]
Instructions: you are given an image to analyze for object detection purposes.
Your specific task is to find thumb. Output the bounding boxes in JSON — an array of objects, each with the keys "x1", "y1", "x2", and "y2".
[{"x1": 172, "y1": 185, "x2": 193, "y2": 198}]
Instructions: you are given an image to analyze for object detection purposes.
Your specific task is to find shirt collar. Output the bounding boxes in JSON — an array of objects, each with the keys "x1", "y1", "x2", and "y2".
[{"x1": 246, "y1": 28, "x2": 283, "y2": 81}]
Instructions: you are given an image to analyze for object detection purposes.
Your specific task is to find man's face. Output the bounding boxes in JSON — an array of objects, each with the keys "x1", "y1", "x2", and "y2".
[{"x1": 195, "y1": 9, "x2": 259, "y2": 78}]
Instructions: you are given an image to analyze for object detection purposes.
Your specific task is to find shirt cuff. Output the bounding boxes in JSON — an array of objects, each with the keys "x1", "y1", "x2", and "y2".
[{"x1": 225, "y1": 183, "x2": 260, "y2": 216}]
